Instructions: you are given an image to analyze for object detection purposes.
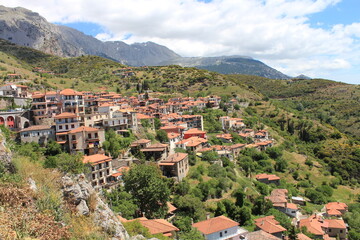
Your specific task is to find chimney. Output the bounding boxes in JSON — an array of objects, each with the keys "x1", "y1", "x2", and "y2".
[{"x1": 206, "y1": 212, "x2": 210, "y2": 220}]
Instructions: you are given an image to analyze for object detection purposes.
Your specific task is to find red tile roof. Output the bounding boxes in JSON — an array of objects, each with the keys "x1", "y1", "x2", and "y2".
[
  {"x1": 161, "y1": 153, "x2": 188, "y2": 163},
  {"x1": 60, "y1": 89, "x2": 83, "y2": 96},
  {"x1": 139, "y1": 219, "x2": 179, "y2": 235},
  {"x1": 20, "y1": 125, "x2": 52, "y2": 132},
  {"x1": 69, "y1": 126, "x2": 99, "y2": 133},
  {"x1": 192, "y1": 215, "x2": 239, "y2": 235},
  {"x1": 54, "y1": 112, "x2": 77, "y2": 119},
  {"x1": 254, "y1": 216, "x2": 286, "y2": 234},
  {"x1": 83, "y1": 154, "x2": 111, "y2": 165}
]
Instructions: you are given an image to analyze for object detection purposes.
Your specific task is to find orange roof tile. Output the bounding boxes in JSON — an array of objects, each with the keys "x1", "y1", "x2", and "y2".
[
  {"x1": 161, "y1": 153, "x2": 188, "y2": 163},
  {"x1": 297, "y1": 233, "x2": 312, "y2": 240},
  {"x1": 83, "y1": 154, "x2": 111, "y2": 165},
  {"x1": 54, "y1": 112, "x2": 77, "y2": 119},
  {"x1": 69, "y1": 126, "x2": 99, "y2": 133},
  {"x1": 254, "y1": 216, "x2": 286, "y2": 234},
  {"x1": 139, "y1": 219, "x2": 179, "y2": 235},
  {"x1": 60, "y1": 89, "x2": 83, "y2": 96},
  {"x1": 245, "y1": 230, "x2": 280, "y2": 240},
  {"x1": 20, "y1": 125, "x2": 52, "y2": 132},
  {"x1": 324, "y1": 219, "x2": 346, "y2": 229},
  {"x1": 192, "y1": 215, "x2": 239, "y2": 235},
  {"x1": 299, "y1": 215, "x2": 325, "y2": 236},
  {"x1": 184, "y1": 128, "x2": 206, "y2": 134}
]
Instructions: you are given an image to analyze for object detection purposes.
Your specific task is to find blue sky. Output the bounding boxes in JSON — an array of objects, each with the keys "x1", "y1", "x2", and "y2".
[{"x1": 1, "y1": 0, "x2": 359, "y2": 84}]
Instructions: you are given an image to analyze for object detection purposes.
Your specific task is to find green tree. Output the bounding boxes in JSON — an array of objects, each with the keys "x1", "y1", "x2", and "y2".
[
  {"x1": 124, "y1": 164, "x2": 170, "y2": 218},
  {"x1": 201, "y1": 151, "x2": 219, "y2": 162},
  {"x1": 47, "y1": 152, "x2": 85, "y2": 174},
  {"x1": 156, "y1": 130, "x2": 169, "y2": 143},
  {"x1": 233, "y1": 189, "x2": 245, "y2": 208},
  {"x1": 44, "y1": 140, "x2": 62, "y2": 156},
  {"x1": 154, "y1": 118, "x2": 162, "y2": 130}
]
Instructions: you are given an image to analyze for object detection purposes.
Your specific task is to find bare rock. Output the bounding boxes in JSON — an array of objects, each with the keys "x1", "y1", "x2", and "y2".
[
  {"x1": 76, "y1": 199, "x2": 89, "y2": 216},
  {"x1": 27, "y1": 177, "x2": 37, "y2": 192}
]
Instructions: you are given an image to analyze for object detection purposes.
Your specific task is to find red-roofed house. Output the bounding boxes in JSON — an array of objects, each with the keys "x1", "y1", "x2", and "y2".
[
  {"x1": 158, "y1": 153, "x2": 189, "y2": 181},
  {"x1": 183, "y1": 128, "x2": 207, "y2": 139},
  {"x1": 67, "y1": 126, "x2": 105, "y2": 155},
  {"x1": 254, "y1": 216, "x2": 286, "y2": 239},
  {"x1": 325, "y1": 202, "x2": 348, "y2": 217},
  {"x1": 83, "y1": 154, "x2": 112, "y2": 187},
  {"x1": 255, "y1": 173, "x2": 280, "y2": 185},
  {"x1": 60, "y1": 89, "x2": 85, "y2": 114},
  {"x1": 192, "y1": 215, "x2": 248, "y2": 240}
]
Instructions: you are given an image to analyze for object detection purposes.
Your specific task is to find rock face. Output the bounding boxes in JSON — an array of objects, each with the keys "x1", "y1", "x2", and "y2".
[
  {"x1": 0, "y1": 129, "x2": 14, "y2": 173},
  {"x1": 61, "y1": 174, "x2": 130, "y2": 240}
]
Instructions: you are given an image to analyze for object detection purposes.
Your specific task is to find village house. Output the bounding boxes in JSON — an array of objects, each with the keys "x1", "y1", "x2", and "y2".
[
  {"x1": 256, "y1": 140, "x2": 273, "y2": 151},
  {"x1": 216, "y1": 133, "x2": 233, "y2": 143},
  {"x1": 83, "y1": 154, "x2": 112, "y2": 187},
  {"x1": 0, "y1": 84, "x2": 30, "y2": 98},
  {"x1": 255, "y1": 173, "x2": 280, "y2": 185},
  {"x1": 175, "y1": 136, "x2": 208, "y2": 152},
  {"x1": 167, "y1": 132, "x2": 182, "y2": 154},
  {"x1": 67, "y1": 126, "x2": 105, "y2": 155},
  {"x1": 60, "y1": 89, "x2": 85, "y2": 114},
  {"x1": 119, "y1": 217, "x2": 179, "y2": 238},
  {"x1": 243, "y1": 230, "x2": 280, "y2": 240},
  {"x1": 254, "y1": 216, "x2": 286, "y2": 239},
  {"x1": 158, "y1": 153, "x2": 189, "y2": 182},
  {"x1": 130, "y1": 139, "x2": 151, "y2": 150},
  {"x1": 229, "y1": 143, "x2": 246, "y2": 159},
  {"x1": 219, "y1": 116, "x2": 245, "y2": 130},
  {"x1": 324, "y1": 202, "x2": 348, "y2": 217},
  {"x1": 19, "y1": 125, "x2": 55, "y2": 146},
  {"x1": 192, "y1": 215, "x2": 248, "y2": 240},
  {"x1": 183, "y1": 128, "x2": 207, "y2": 139},
  {"x1": 140, "y1": 143, "x2": 169, "y2": 161},
  {"x1": 55, "y1": 112, "x2": 81, "y2": 149},
  {"x1": 299, "y1": 214, "x2": 347, "y2": 240}
]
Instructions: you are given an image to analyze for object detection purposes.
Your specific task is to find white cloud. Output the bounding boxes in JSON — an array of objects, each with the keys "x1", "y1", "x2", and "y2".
[{"x1": 1, "y1": 0, "x2": 360, "y2": 84}]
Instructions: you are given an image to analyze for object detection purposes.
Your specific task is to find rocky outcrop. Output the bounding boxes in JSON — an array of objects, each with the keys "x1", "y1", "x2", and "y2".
[
  {"x1": 61, "y1": 174, "x2": 131, "y2": 240},
  {"x1": 0, "y1": 129, "x2": 14, "y2": 173}
]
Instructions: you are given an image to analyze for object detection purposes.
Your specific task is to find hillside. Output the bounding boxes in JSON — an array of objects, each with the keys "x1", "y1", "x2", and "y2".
[
  {"x1": 0, "y1": 42, "x2": 360, "y2": 239},
  {"x1": 231, "y1": 75, "x2": 360, "y2": 139}
]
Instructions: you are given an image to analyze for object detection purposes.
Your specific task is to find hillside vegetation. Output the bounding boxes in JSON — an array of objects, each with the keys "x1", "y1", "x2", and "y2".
[{"x1": 231, "y1": 75, "x2": 360, "y2": 139}]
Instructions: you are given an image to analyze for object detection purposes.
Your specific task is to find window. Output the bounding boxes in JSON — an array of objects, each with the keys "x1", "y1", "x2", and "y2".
[
  {"x1": 328, "y1": 229, "x2": 332, "y2": 232},
  {"x1": 65, "y1": 125, "x2": 69, "y2": 130},
  {"x1": 71, "y1": 124, "x2": 75, "y2": 128},
  {"x1": 92, "y1": 174, "x2": 96, "y2": 179},
  {"x1": 220, "y1": 232, "x2": 223, "y2": 237},
  {"x1": 88, "y1": 133, "x2": 91, "y2": 139},
  {"x1": 99, "y1": 171, "x2": 103, "y2": 177},
  {"x1": 72, "y1": 135, "x2": 76, "y2": 140},
  {"x1": 225, "y1": 231, "x2": 227, "y2": 234},
  {"x1": 59, "y1": 125, "x2": 63, "y2": 130},
  {"x1": 340, "y1": 230, "x2": 343, "y2": 233}
]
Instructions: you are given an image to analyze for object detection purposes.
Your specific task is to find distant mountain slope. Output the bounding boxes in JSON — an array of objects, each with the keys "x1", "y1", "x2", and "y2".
[
  {"x1": 0, "y1": 5, "x2": 180, "y2": 66},
  {"x1": 0, "y1": 5, "x2": 289, "y2": 79},
  {"x1": 162, "y1": 56, "x2": 290, "y2": 79}
]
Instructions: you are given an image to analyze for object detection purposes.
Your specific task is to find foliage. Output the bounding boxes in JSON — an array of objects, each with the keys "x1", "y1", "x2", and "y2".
[
  {"x1": 45, "y1": 152, "x2": 86, "y2": 174},
  {"x1": 124, "y1": 164, "x2": 170, "y2": 218},
  {"x1": 103, "y1": 129, "x2": 135, "y2": 158},
  {"x1": 156, "y1": 129, "x2": 169, "y2": 143},
  {"x1": 201, "y1": 150, "x2": 219, "y2": 162},
  {"x1": 174, "y1": 194, "x2": 206, "y2": 222},
  {"x1": 105, "y1": 186, "x2": 138, "y2": 219}
]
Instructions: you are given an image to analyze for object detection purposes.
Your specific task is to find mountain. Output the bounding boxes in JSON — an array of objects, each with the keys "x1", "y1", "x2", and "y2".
[
  {"x1": 0, "y1": 5, "x2": 180, "y2": 66},
  {"x1": 0, "y1": 5, "x2": 289, "y2": 79},
  {"x1": 162, "y1": 56, "x2": 290, "y2": 79}
]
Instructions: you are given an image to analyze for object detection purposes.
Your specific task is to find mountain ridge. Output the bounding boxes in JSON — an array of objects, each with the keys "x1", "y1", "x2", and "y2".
[{"x1": 0, "y1": 5, "x2": 289, "y2": 79}]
